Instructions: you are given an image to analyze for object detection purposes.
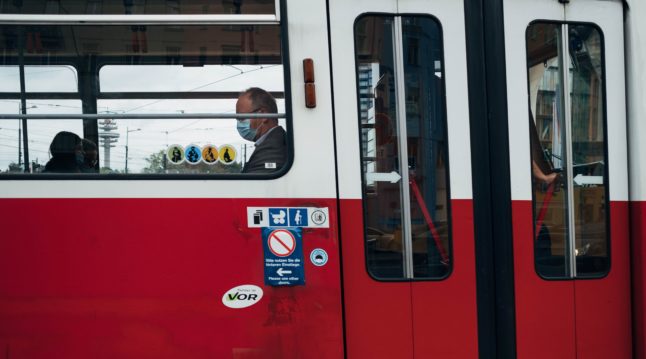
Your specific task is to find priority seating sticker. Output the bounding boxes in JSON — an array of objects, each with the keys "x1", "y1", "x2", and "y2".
[{"x1": 247, "y1": 207, "x2": 329, "y2": 228}]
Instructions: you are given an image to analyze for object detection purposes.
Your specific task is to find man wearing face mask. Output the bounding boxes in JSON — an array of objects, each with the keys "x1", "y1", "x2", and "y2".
[{"x1": 235, "y1": 87, "x2": 287, "y2": 173}]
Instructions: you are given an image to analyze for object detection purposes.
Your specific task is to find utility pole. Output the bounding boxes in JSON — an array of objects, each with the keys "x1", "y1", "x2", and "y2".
[
  {"x1": 125, "y1": 127, "x2": 141, "y2": 174},
  {"x1": 18, "y1": 121, "x2": 21, "y2": 166}
]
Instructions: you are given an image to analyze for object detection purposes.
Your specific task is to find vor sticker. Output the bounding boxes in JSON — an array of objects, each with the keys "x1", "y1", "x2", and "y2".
[{"x1": 222, "y1": 284, "x2": 263, "y2": 309}]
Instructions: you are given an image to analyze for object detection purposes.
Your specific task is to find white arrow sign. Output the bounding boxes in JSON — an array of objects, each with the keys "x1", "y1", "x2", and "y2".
[
  {"x1": 366, "y1": 171, "x2": 402, "y2": 183},
  {"x1": 277, "y1": 268, "x2": 292, "y2": 277},
  {"x1": 573, "y1": 174, "x2": 603, "y2": 186}
]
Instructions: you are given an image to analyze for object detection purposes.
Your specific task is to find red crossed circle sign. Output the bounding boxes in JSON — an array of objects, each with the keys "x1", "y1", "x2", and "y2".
[{"x1": 267, "y1": 229, "x2": 296, "y2": 257}]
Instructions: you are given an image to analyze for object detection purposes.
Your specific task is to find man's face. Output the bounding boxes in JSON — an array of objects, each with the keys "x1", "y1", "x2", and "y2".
[{"x1": 235, "y1": 94, "x2": 262, "y2": 133}]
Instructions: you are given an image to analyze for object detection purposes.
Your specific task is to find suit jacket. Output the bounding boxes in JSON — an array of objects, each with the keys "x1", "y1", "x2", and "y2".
[{"x1": 242, "y1": 126, "x2": 287, "y2": 173}]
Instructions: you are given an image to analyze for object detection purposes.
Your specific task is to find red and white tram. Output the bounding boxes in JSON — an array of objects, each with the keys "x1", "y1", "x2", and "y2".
[{"x1": 0, "y1": 0, "x2": 644, "y2": 358}]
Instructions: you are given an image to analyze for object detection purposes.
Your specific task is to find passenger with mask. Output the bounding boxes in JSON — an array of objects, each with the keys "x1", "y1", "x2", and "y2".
[
  {"x1": 80, "y1": 139, "x2": 99, "y2": 173},
  {"x1": 43, "y1": 131, "x2": 83, "y2": 173},
  {"x1": 235, "y1": 87, "x2": 287, "y2": 173}
]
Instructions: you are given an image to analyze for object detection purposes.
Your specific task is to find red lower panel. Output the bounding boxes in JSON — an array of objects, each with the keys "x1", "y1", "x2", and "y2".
[
  {"x1": 631, "y1": 201, "x2": 646, "y2": 359},
  {"x1": 575, "y1": 201, "x2": 632, "y2": 359},
  {"x1": 513, "y1": 200, "x2": 632, "y2": 359},
  {"x1": 340, "y1": 199, "x2": 478, "y2": 358},
  {"x1": 512, "y1": 200, "x2": 576, "y2": 359},
  {"x1": 412, "y1": 199, "x2": 478, "y2": 358},
  {"x1": 0, "y1": 198, "x2": 344, "y2": 359},
  {"x1": 339, "y1": 199, "x2": 413, "y2": 359}
]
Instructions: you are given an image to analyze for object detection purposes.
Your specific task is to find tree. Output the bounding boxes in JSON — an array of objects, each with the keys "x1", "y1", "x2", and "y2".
[
  {"x1": 4, "y1": 159, "x2": 43, "y2": 173},
  {"x1": 142, "y1": 150, "x2": 167, "y2": 174},
  {"x1": 6, "y1": 162, "x2": 22, "y2": 173}
]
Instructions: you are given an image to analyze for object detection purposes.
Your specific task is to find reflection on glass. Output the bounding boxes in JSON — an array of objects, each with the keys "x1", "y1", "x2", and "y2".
[
  {"x1": 355, "y1": 15, "x2": 451, "y2": 279},
  {"x1": 527, "y1": 23, "x2": 608, "y2": 278},
  {"x1": 569, "y1": 25, "x2": 608, "y2": 277},
  {"x1": 0, "y1": 0, "x2": 276, "y2": 15},
  {"x1": 356, "y1": 16, "x2": 405, "y2": 278},
  {"x1": 527, "y1": 23, "x2": 572, "y2": 277},
  {"x1": 402, "y1": 16, "x2": 450, "y2": 278},
  {"x1": 0, "y1": 25, "x2": 281, "y2": 65}
]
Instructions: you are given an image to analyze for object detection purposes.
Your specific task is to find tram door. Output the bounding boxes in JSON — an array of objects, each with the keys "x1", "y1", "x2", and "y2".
[
  {"x1": 504, "y1": 0, "x2": 631, "y2": 357},
  {"x1": 329, "y1": 0, "x2": 478, "y2": 357}
]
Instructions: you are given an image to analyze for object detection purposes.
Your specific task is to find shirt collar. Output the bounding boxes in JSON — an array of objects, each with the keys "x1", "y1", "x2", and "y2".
[{"x1": 255, "y1": 126, "x2": 279, "y2": 146}]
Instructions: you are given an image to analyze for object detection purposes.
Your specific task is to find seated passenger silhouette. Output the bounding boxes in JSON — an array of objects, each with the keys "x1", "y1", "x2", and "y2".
[
  {"x1": 80, "y1": 139, "x2": 99, "y2": 173},
  {"x1": 43, "y1": 131, "x2": 83, "y2": 173},
  {"x1": 171, "y1": 146, "x2": 182, "y2": 163},
  {"x1": 223, "y1": 148, "x2": 232, "y2": 163}
]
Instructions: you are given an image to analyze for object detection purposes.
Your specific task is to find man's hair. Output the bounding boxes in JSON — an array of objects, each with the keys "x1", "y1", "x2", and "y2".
[
  {"x1": 242, "y1": 87, "x2": 278, "y2": 114},
  {"x1": 49, "y1": 131, "x2": 81, "y2": 156}
]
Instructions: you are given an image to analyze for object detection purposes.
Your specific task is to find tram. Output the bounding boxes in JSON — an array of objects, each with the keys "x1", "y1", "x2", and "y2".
[{"x1": 0, "y1": 0, "x2": 644, "y2": 358}]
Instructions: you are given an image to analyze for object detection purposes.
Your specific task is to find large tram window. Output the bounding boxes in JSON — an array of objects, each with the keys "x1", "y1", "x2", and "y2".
[
  {"x1": 0, "y1": 22, "x2": 288, "y2": 176},
  {"x1": 0, "y1": 0, "x2": 276, "y2": 15},
  {"x1": 355, "y1": 15, "x2": 451, "y2": 280},
  {"x1": 526, "y1": 22, "x2": 609, "y2": 279}
]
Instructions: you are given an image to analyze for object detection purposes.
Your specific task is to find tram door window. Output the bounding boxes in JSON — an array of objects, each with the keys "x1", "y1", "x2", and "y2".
[
  {"x1": 0, "y1": 21, "x2": 288, "y2": 176},
  {"x1": 355, "y1": 15, "x2": 451, "y2": 279},
  {"x1": 527, "y1": 22, "x2": 609, "y2": 278}
]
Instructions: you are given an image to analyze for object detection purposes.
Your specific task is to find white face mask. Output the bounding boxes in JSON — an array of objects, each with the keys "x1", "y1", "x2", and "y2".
[{"x1": 237, "y1": 119, "x2": 257, "y2": 141}]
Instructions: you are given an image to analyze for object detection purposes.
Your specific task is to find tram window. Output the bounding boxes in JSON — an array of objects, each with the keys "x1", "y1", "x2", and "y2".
[
  {"x1": 0, "y1": 23, "x2": 288, "y2": 177},
  {"x1": 0, "y1": 67, "x2": 20, "y2": 92},
  {"x1": 0, "y1": 65, "x2": 77, "y2": 93},
  {"x1": 100, "y1": 65, "x2": 284, "y2": 93},
  {"x1": 25, "y1": 66, "x2": 78, "y2": 93},
  {"x1": 0, "y1": 0, "x2": 276, "y2": 15},
  {"x1": 0, "y1": 100, "x2": 83, "y2": 173},
  {"x1": 355, "y1": 15, "x2": 451, "y2": 280},
  {"x1": 527, "y1": 22, "x2": 609, "y2": 279}
]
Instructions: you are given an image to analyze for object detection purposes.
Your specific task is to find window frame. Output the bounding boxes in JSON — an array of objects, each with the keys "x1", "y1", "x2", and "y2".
[
  {"x1": 353, "y1": 12, "x2": 454, "y2": 282},
  {"x1": 525, "y1": 20, "x2": 611, "y2": 280},
  {"x1": 0, "y1": 0, "x2": 294, "y2": 180}
]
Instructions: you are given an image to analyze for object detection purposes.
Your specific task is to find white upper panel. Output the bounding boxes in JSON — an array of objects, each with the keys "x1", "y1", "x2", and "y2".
[
  {"x1": 625, "y1": 0, "x2": 646, "y2": 201},
  {"x1": 0, "y1": 0, "x2": 338, "y2": 199},
  {"x1": 504, "y1": 0, "x2": 627, "y2": 201},
  {"x1": 329, "y1": 0, "x2": 473, "y2": 200},
  {"x1": 567, "y1": 0, "x2": 628, "y2": 202},
  {"x1": 504, "y1": 0, "x2": 563, "y2": 202}
]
